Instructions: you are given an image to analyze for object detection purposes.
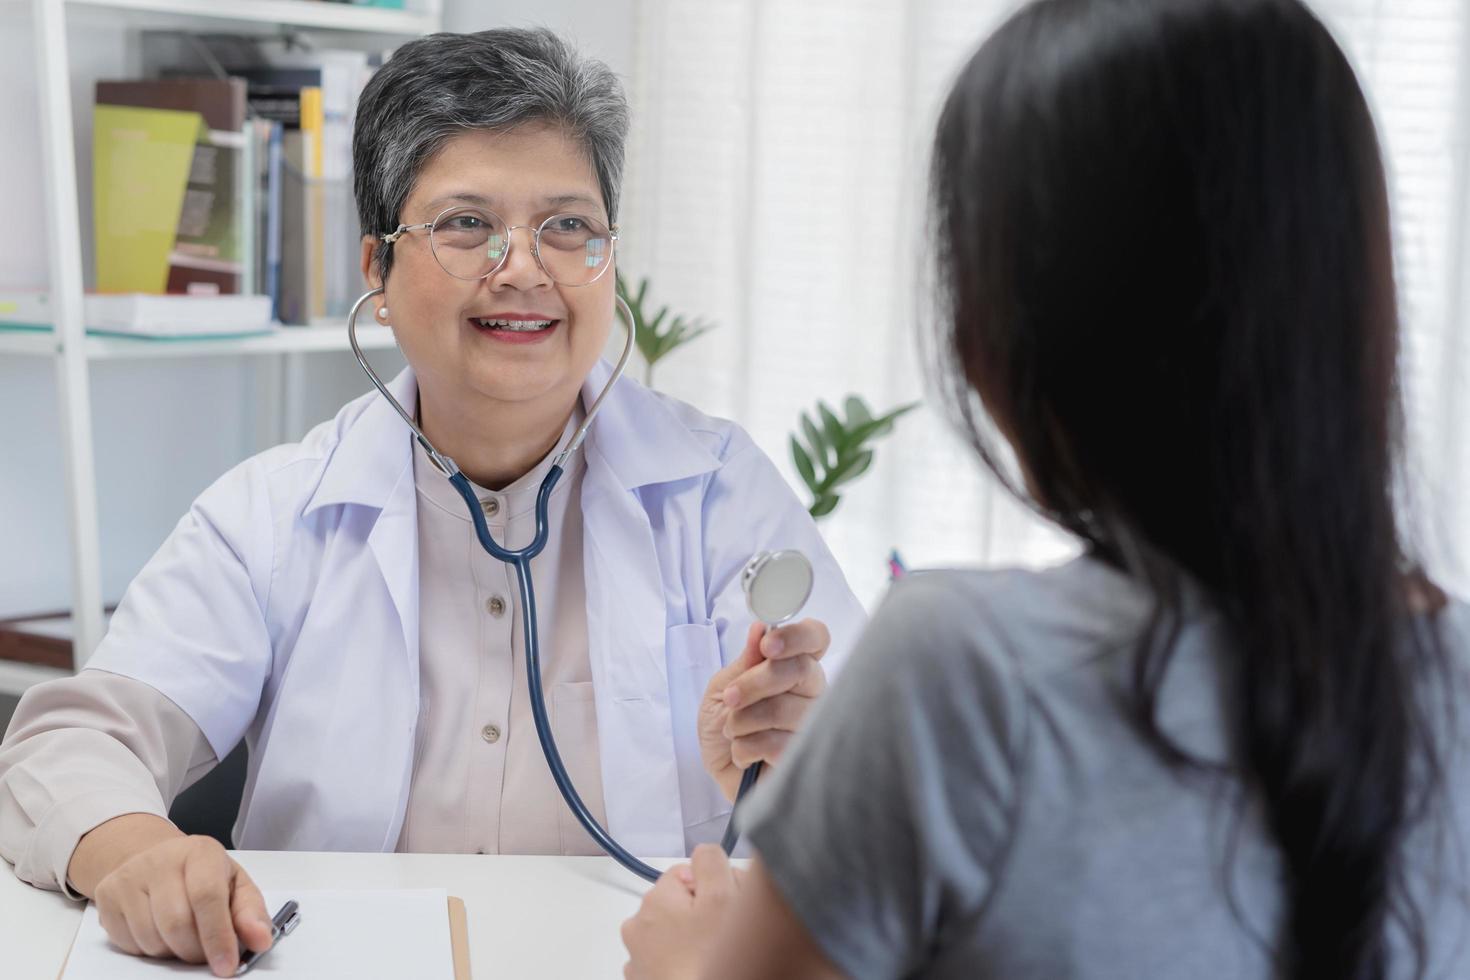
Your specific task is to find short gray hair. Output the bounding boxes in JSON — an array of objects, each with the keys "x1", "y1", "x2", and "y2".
[{"x1": 353, "y1": 28, "x2": 629, "y2": 279}]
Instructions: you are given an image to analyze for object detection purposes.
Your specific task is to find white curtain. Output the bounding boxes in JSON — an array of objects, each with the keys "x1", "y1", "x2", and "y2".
[
  {"x1": 619, "y1": 0, "x2": 1470, "y2": 608},
  {"x1": 1325, "y1": 0, "x2": 1470, "y2": 595}
]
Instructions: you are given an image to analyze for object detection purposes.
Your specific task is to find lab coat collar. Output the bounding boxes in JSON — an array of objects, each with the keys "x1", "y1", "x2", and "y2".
[
  {"x1": 303, "y1": 360, "x2": 720, "y2": 516},
  {"x1": 578, "y1": 358, "x2": 721, "y2": 490},
  {"x1": 303, "y1": 368, "x2": 420, "y2": 516}
]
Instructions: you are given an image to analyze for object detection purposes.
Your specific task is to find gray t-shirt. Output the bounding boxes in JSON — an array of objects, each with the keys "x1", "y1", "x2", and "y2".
[{"x1": 740, "y1": 556, "x2": 1470, "y2": 979}]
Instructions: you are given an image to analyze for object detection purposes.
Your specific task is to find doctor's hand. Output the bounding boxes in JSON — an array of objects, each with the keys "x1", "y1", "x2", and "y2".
[
  {"x1": 698, "y1": 618, "x2": 830, "y2": 802},
  {"x1": 75, "y1": 815, "x2": 275, "y2": 977},
  {"x1": 621, "y1": 844, "x2": 740, "y2": 980}
]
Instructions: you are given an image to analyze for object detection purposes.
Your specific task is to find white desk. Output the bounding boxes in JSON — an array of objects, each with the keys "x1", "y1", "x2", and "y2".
[{"x1": 2, "y1": 851, "x2": 670, "y2": 979}]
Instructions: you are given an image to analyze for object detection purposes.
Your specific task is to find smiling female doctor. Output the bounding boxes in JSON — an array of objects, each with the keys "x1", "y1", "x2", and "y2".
[{"x1": 0, "y1": 28, "x2": 863, "y2": 977}]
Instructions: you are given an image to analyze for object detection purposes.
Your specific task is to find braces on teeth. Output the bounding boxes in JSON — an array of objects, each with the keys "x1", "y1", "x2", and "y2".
[{"x1": 476, "y1": 318, "x2": 554, "y2": 331}]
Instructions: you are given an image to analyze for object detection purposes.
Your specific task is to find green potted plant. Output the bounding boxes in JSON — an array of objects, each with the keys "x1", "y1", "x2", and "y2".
[
  {"x1": 616, "y1": 274, "x2": 717, "y2": 388},
  {"x1": 617, "y1": 272, "x2": 915, "y2": 519},
  {"x1": 789, "y1": 397, "x2": 917, "y2": 518}
]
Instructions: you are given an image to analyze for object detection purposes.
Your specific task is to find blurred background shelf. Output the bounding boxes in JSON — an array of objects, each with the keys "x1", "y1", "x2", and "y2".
[
  {"x1": 68, "y1": 0, "x2": 438, "y2": 35},
  {"x1": 89, "y1": 322, "x2": 400, "y2": 358},
  {"x1": 0, "y1": 330, "x2": 57, "y2": 357},
  {"x1": 0, "y1": 323, "x2": 398, "y2": 359},
  {"x1": 0, "y1": 611, "x2": 113, "y2": 696}
]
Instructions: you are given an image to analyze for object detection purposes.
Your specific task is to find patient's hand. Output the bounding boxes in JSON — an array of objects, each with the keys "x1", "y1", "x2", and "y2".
[{"x1": 621, "y1": 844, "x2": 740, "y2": 980}]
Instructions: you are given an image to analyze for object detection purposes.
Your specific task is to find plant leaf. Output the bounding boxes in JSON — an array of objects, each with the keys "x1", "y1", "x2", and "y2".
[
  {"x1": 875, "y1": 402, "x2": 920, "y2": 425},
  {"x1": 790, "y1": 397, "x2": 916, "y2": 516},
  {"x1": 621, "y1": 276, "x2": 718, "y2": 377},
  {"x1": 800, "y1": 413, "x2": 826, "y2": 468},
  {"x1": 790, "y1": 436, "x2": 817, "y2": 490},
  {"x1": 818, "y1": 402, "x2": 845, "y2": 453},
  {"x1": 649, "y1": 306, "x2": 669, "y2": 336},
  {"x1": 809, "y1": 493, "x2": 840, "y2": 519},
  {"x1": 862, "y1": 402, "x2": 921, "y2": 439},
  {"x1": 845, "y1": 418, "x2": 890, "y2": 447},
  {"x1": 827, "y1": 448, "x2": 874, "y2": 489}
]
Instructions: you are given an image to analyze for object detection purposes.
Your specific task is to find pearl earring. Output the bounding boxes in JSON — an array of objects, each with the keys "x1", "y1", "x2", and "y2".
[{"x1": 376, "y1": 306, "x2": 389, "y2": 320}]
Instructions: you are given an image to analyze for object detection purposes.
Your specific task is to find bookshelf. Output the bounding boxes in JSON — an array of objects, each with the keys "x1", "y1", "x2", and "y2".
[
  {"x1": 69, "y1": 0, "x2": 440, "y2": 34},
  {"x1": 4, "y1": 0, "x2": 441, "y2": 696},
  {"x1": 0, "y1": 323, "x2": 400, "y2": 359}
]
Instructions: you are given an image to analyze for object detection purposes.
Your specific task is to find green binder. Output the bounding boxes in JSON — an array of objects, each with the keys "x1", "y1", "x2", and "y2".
[{"x1": 92, "y1": 104, "x2": 204, "y2": 293}]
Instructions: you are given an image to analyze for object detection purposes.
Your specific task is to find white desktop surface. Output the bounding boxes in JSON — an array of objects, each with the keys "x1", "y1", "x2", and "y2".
[{"x1": 2, "y1": 850, "x2": 675, "y2": 979}]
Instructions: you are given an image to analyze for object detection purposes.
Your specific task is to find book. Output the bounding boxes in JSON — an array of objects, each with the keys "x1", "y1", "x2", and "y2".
[
  {"x1": 92, "y1": 104, "x2": 204, "y2": 294},
  {"x1": 94, "y1": 79, "x2": 253, "y2": 294},
  {"x1": 295, "y1": 49, "x2": 372, "y2": 322},
  {"x1": 229, "y1": 66, "x2": 323, "y2": 128},
  {"x1": 0, "y1": 290, "x2": 273, "y2": 338},
  {"x1": 232, "y1": 50, "x2": 372, "y2": 322},
  {"x1": 95, "y1": 77, "x2": 246, "y2": 132},
  {"x1": 167, "y1": 127, "x2": 252, "y2": 294},
  {"x1": 300, "y1": 86, "x2": 327, "y2": 321},
  {"x1": 84, "y1": 293, "x2": 273, "y2": 337},
  {"x1": 278, "y1": 124, "x2": 319, "y2": 326},
  {"x1": 224, "y1": 76, "x2": 327, "y2": 325},
  {"x1": 264, "y1": 119, "x2": 285, "y2": 319},
  {"x1": 145, "y1": 43, "x2": 381, "y2": 322}
]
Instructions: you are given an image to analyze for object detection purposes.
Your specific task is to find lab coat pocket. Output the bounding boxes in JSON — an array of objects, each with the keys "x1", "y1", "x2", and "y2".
[
  {"x1": 664, "y1": 622, "x2": 731, "y2": 840},
  {"x1": 552, "y1": 681, "x2": 607, "y2": 856}
]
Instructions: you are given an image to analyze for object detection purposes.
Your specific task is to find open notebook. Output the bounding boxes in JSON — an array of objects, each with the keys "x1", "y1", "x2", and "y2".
[{"x1": 59, "y1": 889, "x2": 470, "y2": 979}]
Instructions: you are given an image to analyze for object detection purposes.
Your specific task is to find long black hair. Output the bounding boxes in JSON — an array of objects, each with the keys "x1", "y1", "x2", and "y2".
[{"x1": 929, "y1": 0, "x2": 1448, "y2": 976}]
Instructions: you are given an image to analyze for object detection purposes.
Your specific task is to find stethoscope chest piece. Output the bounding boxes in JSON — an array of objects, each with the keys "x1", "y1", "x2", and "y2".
[{"x1": 741, "y1": 550, "x2": 815, "y2": 626}]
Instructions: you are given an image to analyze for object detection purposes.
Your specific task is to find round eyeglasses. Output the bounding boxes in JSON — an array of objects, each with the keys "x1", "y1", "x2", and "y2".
[{"x1": 380, "y1": 205, "x2": 618, "y2": 287}]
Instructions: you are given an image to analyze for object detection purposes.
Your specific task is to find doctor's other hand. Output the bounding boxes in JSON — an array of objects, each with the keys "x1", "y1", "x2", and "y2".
[
  {"x1": 698, "y1": 618, "x2": 830, "y2": 802},
  {"x1": 622, "y1": 844, "x2": 739, "y2": 980},
  {"x1": 70, "y1": 814, "x2": 274, "y2": 977}
]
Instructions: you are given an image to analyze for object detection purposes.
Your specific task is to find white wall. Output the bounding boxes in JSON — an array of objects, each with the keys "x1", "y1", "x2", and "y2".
[{"x1": 443, "y1": 0, "x2": 636, "y2": 77}]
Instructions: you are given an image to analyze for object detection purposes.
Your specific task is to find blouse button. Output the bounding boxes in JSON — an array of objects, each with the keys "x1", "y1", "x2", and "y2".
[
  {"x1": 481, "y1": 724, "x2": 502, "y2": 744},
  {"x1": 481, "y1": 498, "x2": 500, "y2": 517},
  {"x1": 486, "y1": 595, "x2": 507, "y2": 617}
]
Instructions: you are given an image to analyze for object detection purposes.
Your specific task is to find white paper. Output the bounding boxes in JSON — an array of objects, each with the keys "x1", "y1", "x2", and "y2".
[{"x1": 61, "y1": 888, "x2": 455, "y2": 979}]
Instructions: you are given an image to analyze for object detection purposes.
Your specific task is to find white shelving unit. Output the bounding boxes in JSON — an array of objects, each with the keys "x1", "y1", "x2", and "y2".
[
  {"x1": 7, "y1": 0, "x2": 440, "y2": 694},
  {"x1": 70, "y1": 0, "x2": 439, "y2": 33},
  {"x1": 0, "y1": 322, "x2": 400, "y2": 360}
]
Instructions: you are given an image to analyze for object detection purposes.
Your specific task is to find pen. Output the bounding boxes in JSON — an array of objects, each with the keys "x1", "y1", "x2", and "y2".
[{"x1": 235, "y1": 899, "x2": 301, "y2": 976}]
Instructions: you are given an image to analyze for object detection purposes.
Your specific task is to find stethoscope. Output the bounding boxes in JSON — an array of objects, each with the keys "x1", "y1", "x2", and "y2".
[{"x1": 347, "y1": 286, "x2": 815, "y2": 881}]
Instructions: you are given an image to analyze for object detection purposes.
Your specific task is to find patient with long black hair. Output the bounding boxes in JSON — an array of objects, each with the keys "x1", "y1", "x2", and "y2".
[{"x1": 619, "y1": 0, "x2": 1470, "y2": 977}]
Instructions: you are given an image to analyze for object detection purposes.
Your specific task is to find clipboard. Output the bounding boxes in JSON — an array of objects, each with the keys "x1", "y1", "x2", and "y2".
[{"x1": 58, "y1": 894, "x2": 471, "y2": 978}]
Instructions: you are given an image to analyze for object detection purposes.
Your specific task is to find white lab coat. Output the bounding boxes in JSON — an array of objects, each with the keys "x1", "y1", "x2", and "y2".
[{"x1": 85, "y1": 359, "x2": 866, "y2": 858}]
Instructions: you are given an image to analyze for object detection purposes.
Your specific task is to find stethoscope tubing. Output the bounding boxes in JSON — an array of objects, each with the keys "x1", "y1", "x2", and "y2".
[
  {"x1": 448, "y1": 469, "x2": 665, "y2": 880},
  {"x1": 348, "y1": 287, "x2": 758, "y2": 883}
]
